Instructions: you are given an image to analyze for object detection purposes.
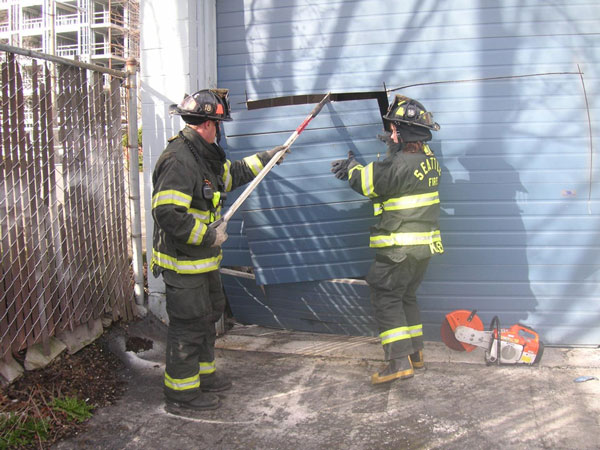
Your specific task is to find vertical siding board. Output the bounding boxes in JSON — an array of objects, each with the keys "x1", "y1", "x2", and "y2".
[
  {"x1": 15, "y1": 58, "x2": 41, "y2": 347},
  {"x1": 42, "y1": 64, "x2": 65, "y2": 330},
  {"x1": 0, "y1": 59, "x2": 19, "y2": 355},
  {"x1": 109, "y1": 79, "x2": 135, "y2": 321},
  {"x1": 6, "y1": 54, "x2": 29, "y2": 351},
  {"x1": 38, "y1": 66, "x2": 58, "y2": 336},
  {"x1": 58, "y1": 66, "x2": 80, "y2": 331},
  {"x1": 29, "y1": 61, "x2": 51, "y2": 351}
]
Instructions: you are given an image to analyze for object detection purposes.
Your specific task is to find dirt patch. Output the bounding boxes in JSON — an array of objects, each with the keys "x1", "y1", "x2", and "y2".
[
  {"x1": 0, "y1": 330, "x2": 127, "y2": 449},
  {"x1": 125, "y1": 336, "x2": 153, "y2": 353}
]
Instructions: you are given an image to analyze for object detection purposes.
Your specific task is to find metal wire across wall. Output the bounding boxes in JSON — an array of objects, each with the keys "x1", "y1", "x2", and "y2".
[{"x1": 0, "y1": 47, "x2": 136, "y2": 361}]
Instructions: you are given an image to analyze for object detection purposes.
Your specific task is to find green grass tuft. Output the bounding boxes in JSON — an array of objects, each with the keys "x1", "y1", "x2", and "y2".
[
  {"x1": 0, "y1": 412, "x2": 50, "y2": 449},
  {"x1": 52, "y1": 396, "x2": 93, "y2": 423}
]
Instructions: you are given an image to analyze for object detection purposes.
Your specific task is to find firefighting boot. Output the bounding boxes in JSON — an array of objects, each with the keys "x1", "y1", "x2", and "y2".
[
  {"x1": 371, "y1": 356, "x2": 414, "y2": 385},
  {"x1": 200, "y1": 372, "x2": 232, "y2": 392},
  {"x1": 165, "y1": 392, "x2": 221, "y2": 416},
  {"x1": 410, "y1": 350, "x2": 425, "y2": 370}
]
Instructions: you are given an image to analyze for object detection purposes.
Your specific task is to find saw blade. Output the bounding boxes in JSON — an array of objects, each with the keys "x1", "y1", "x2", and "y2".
[{"x1": 440, "y1": 318, "x2": 467, "y2": 351}]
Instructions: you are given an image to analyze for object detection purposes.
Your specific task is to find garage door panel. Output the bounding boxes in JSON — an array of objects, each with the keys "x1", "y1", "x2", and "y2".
[{"x1": 217, "y1": 0, "x2": 600, "y2": 344}]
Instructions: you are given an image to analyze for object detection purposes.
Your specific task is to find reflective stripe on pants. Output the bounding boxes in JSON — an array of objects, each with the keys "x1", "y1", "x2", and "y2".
[
  {"x1": 163, "y1": 272, "x2": 225, "y2": 402},
  {"x1": 366, "y1": 255, "x2": 430, "y2": 360}
]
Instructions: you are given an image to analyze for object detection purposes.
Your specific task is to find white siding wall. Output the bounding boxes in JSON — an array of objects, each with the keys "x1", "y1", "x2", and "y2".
[{"x1": 140, "y1": 0, "x2": 216, "y2": 320}]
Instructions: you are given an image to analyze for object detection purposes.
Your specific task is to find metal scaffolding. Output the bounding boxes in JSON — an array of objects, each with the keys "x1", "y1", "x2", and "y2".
[{"x1": 0, "y1": 0, "x2": 139, "y2": 71}]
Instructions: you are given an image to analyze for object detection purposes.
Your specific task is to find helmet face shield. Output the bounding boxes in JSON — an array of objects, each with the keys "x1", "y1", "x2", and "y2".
[
  {"x1": 180, "y1": 95, "x2": 197, "y2": 111},
  {"x1": 383, "y1": 95, "x2": 440, "y2": 131},
  {"x1": 415, "y1": 111, "x2": 439, "y2": 130},
  {"x1": 169, "y1": 89, "x2": 233, "y2": 122}
]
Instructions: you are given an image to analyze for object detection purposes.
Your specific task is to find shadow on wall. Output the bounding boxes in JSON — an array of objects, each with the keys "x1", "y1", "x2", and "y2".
[{"x1": 434, "y1": 143, "x2": 538, "y2": 329}]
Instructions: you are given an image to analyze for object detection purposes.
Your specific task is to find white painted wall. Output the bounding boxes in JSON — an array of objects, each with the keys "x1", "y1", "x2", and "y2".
[{"x1": 140, "y1": 0, "x2": 217, "y2": 321}]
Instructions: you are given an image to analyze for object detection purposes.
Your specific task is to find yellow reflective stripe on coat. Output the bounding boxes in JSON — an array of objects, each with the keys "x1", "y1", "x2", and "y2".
[
  {"x1": 380, "y1": 325, "x2": 423, "y2": 345},
  {"x1": 222, "y1": 160, "x2": 233, "y2": 191},
  {"x1": 188, "y1": 208, "x2": 211, "y2": 223},
  {"x1": 199, "y1": 361, "x2": 216, "y2": 375},
  {"x1": 348, "y1": 163, "x2": 362, "y2": 179},
  {"x1": 164, "y1": 372, "x2": 200, "y2": 391},
  {"x1": 373, "y1": 202, "x2": 383, "y2": 216},
  {"x1": 152, "y1": 189, "x2": 192, "y2": 209},
  {"x1": 370, "y1": 230, "x2": 442, "y2": 248},
  {"x1": 189, "y1": 208, "x2": 222, "y2": 224},
  {"x1": 382, "y1": 192, "x2": 440, "y2": 211},
  {"x1": 151, "y1": 250, "x2": 222, "y2": 274},
  {"x1": 243, "y1": 154, "x2": 264, "y2": 176},
  {"x1": 352, "y1": 162, "x2": 376, "y2": 198},
  {"x1": 187, "y1": 219, "x2": 208, "y2": 245}
]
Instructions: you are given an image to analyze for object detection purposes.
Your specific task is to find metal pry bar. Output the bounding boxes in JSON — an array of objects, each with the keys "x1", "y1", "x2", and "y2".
[
  {"x1": 246, "y1": 90, "x2": 389, "y2": 117},
  {"x1": 210, "y1": 92, "x2": 332, "y2": 229}
]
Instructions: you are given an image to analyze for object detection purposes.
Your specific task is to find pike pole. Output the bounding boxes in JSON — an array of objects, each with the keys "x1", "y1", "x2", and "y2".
[{"x1": 210, "y1": 92, "x2": 331, "y2": 228}]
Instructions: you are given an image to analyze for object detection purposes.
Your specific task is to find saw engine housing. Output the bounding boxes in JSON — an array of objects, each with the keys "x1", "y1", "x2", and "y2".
[
  {"x1": 441, "y1": 310, "x2": 544, "y2": 365},
  {"x1": 486, "y1": 321, "x2": 543, "y2": 365}
]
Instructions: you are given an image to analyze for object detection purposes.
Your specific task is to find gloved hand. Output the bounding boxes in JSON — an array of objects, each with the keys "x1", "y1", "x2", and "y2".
[
  {"x1": 330, "y1": 151, "x2": 356, "y2": 180},
  {"x1": 266, "y1": 145, "x2": 290, "y2": 165},
  {"x1": 211, "y1": 221, "x2": 228, "y2": 247}
]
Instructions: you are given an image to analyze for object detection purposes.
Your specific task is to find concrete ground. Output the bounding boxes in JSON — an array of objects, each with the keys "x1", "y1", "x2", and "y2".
[{"x1": 55, "y1": 314, "x2": 600, "y2": 450}]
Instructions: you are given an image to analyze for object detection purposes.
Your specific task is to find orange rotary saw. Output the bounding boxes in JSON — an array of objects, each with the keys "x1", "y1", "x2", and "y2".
[{"x1": 440, "y1": 310, "x2": 544, "y2": 365}]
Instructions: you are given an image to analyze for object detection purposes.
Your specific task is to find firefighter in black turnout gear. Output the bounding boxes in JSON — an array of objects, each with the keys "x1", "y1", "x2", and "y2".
[
  {"x1": 331, "y1": 95, "x2": 443, "y2": 384},
  {"x1": 152, "y1": 89, "x2": 286, "y2": 414}
]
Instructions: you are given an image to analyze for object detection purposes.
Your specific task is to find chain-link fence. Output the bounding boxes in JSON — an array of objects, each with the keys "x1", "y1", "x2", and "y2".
[{"x1": 0, "y1": 46, "x2": 138, "y2": 361}]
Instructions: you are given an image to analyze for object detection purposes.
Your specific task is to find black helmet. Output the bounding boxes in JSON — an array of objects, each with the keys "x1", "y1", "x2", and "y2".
[
  {"x1": 383, "y1": 95, "x2": 440, "y2": 131},
  {"x1": 169, "y1": 88, "x2": 233, "y2": 123}
]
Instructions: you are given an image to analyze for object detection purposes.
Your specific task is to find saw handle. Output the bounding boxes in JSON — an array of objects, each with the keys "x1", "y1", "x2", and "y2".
[
  {"x1": 516, "y1": 326, "x2": 537, "y2": 341},
  {"x1": 487, "y1": 316, "x2": 501, "y2": 366}
]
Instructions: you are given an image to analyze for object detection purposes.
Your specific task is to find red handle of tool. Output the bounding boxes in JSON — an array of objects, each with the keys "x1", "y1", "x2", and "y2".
[{"x1": 296, "y1": 95, "x2": 330, "y2": 133}]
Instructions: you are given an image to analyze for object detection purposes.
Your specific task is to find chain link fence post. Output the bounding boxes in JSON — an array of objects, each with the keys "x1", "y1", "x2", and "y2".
[{"x1": 126, "y1": 57, "x2": 144, "y2": 308}]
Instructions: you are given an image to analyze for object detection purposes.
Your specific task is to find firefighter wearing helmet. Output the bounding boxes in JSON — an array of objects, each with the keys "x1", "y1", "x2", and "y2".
[
  {"x1": 331, "y1": 95, "x2": 443, "y2": 384},
  {"x1": 151, "y1": 89, "x2": 286, "y2": 415}
]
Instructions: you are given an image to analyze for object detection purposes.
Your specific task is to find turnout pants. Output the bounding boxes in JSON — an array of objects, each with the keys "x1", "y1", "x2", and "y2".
[
  {"x1": 366, "y1": 254, "x2": 430, "y2": 360},
  {"x1": 163, "y1": 270, "x2": 226, "y2": 402}
]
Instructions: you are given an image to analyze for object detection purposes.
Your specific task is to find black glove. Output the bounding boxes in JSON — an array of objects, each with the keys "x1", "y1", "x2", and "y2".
[
  {"x1": 266, "y1": 145, "x2": 290, "y2": 165},
  {"x1": 331, "y1": 151, "x2": 356, "y2": 180}
]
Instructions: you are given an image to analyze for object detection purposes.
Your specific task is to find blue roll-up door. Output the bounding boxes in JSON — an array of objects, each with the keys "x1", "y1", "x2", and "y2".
[{"x1": 216, "y1": 0, "x2": 600, "y2": 346}]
